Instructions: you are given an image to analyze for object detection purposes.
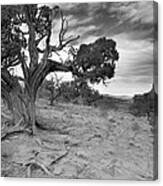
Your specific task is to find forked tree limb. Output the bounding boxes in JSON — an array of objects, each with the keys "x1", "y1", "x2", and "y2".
[{"x1": 30, "y1": 59, "x2": 72, "y2": 100}]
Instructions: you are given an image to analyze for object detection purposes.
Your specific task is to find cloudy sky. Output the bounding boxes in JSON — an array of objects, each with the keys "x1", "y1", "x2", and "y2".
[
  {"x1": 48, "y1": 1, "x2": 156, "y2": 97},
  {"x1": 15, "y1": 1, "x2": 156, "y2": 97}
]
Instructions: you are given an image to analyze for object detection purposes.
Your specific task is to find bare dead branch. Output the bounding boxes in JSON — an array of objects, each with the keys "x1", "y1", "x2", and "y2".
[
  {"x1": 59, "y1": 11, "x2": 67, "y2": 44},
  {"x1": 4, "y1": 57, "x2": 20, "y2": 68},
  {"x1": 45, "y1": 23, "x2": 52, "y2": 50},
  {"x1": 35, "y1": 33, "x2": 47, "y2": 46},
  {"x1": 17, "y1": 13, "x2": 26, "y2": 23},
  {"x1": 20, "y1": 53, "x2": 29, "y2": 81},
  {"x1": 49, "y1": 10, "x2": 80, "y2": 53},
  {"x1": 54, "y1": 51, "x2": 64, "y2": 63},
  {"x1": 60, "y1": 35, "x2": 80, "y2": 48},
  {"x1": 47, "y1": 59, "x2": 71, "y2": 72},
  {"x1": 50, "y1": 35, "x2": 80, "y2": 52},
  {"x1": 37, "y1": 47, "x2": 44, "y2": 53}
]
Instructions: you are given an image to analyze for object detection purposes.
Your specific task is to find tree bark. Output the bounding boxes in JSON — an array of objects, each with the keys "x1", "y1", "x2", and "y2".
[
  {"x1": 27, "y1": 98, "x2": 37, "y2": 134},
  {"x1": 2, "y1": 60, "x2": 73, "y2": 135}
]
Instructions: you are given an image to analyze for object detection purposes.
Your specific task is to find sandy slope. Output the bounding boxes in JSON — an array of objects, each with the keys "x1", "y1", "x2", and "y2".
[{"x1": 1, "y1": 99, "x2": 155, "y2": 180}]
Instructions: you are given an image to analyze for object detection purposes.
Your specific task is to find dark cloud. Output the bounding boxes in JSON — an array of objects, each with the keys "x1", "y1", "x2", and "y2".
[{"x1": 56, "y1": 2, "x2": 154, "y2": 41}]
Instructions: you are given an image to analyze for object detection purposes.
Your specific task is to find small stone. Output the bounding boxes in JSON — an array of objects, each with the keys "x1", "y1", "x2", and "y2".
[{"x1": 54, "y1": 167, "x2": 63, "y2": 175}]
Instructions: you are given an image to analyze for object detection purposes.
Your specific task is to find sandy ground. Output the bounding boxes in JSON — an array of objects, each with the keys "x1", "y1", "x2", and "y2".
[{"x1": 1, "y1": 99, "x2": 155, "y2": 180}]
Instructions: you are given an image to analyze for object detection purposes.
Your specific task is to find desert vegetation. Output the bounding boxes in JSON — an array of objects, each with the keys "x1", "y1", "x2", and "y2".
[
  {"x1": 1, "y1": 4, "x2": 119, "y2": 134},
  {"x1": 1, "y1": 4, "x2": 157, "y2": 180}
]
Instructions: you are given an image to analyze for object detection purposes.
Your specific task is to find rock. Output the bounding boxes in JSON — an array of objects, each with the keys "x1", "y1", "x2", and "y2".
[
  {"x1": 76, "y1": 151, "x2": 88, "y2": 160},
  {"x1": 53, "y1": 166, "x2": 63, "y2": 175}
]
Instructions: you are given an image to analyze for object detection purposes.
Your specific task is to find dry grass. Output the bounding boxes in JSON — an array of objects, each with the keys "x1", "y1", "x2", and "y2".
[{"x1": 1, "y1": 98, "x2": 155, "y2": 180}]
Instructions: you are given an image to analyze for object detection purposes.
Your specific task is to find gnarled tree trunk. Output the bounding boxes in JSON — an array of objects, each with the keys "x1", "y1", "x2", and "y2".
[{"x1": 26, "y1": 97, "x2": 36, "y2": 134}]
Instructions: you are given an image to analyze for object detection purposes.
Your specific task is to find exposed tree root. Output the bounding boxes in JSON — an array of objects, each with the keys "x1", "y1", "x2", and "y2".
[
  {"x1": 26, "y1": 160, "x2": 54, "y2": 177},
  {"x1": 1, "y1": 129, "x2": 32, "y2": 141},
  {"x1": 35, "y1": 121, "x2": 69, "y2": 135},
  {"x1": 1, "y1": 111, "x2": 13, "y2": 120},
  {"x1": 50, "y1": 150, "x2": 69, "y2": 166},
  {"x1": 13, "y1": 117, "x2": 24, "y2": 128},
  {"x1": 1, "y1": 116, "x2": 33, "y2": 141}
]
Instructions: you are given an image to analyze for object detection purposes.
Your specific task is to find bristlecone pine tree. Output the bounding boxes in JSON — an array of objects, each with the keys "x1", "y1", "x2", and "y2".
[{"x1": 1, "y1": 4, "x2": 119, "y2": 135}]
